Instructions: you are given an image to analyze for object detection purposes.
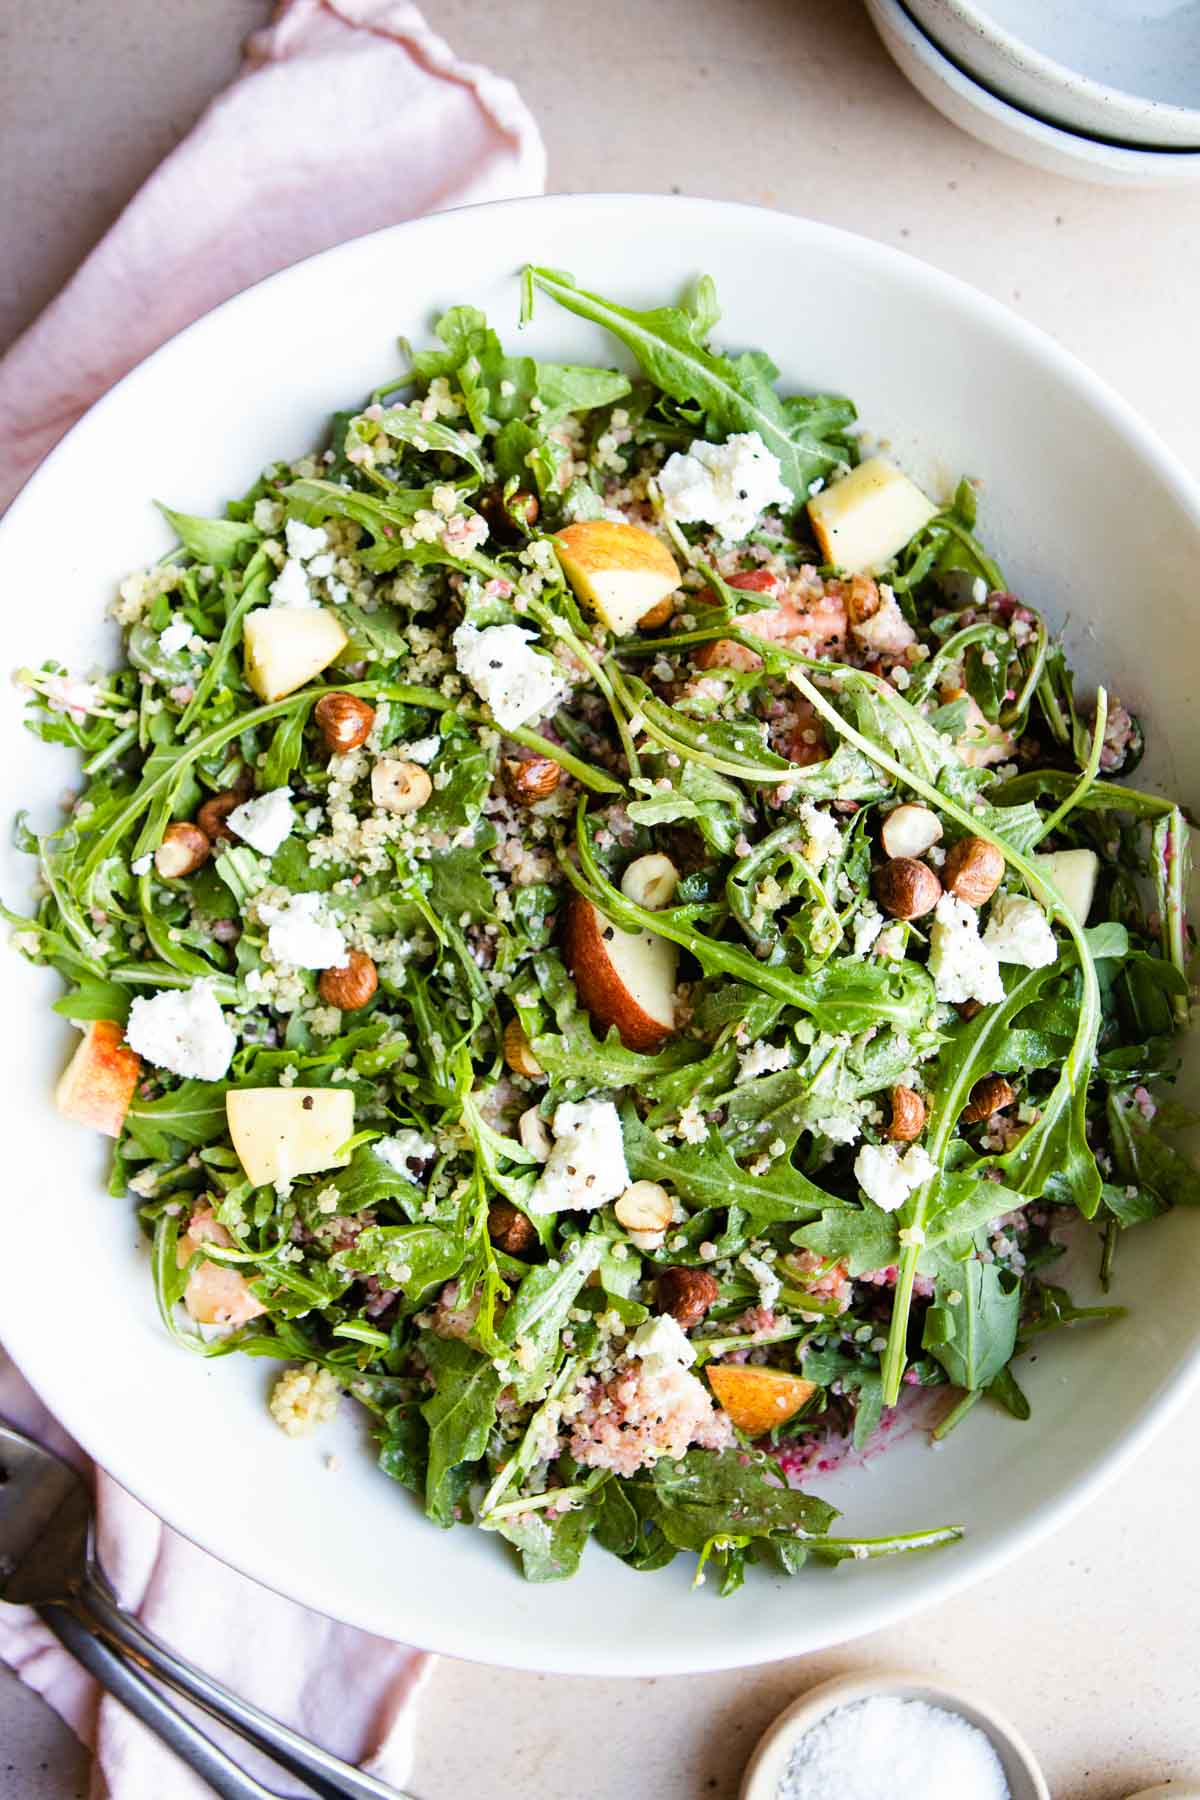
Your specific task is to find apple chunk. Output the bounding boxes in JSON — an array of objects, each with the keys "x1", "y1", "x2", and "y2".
[
  {"x1": 243, "y1": 608, "x2": 349, "y2": 704},
  {"x1": 177, "y1": 1207, "x2": 267, "y2": 1327},
  {"x1": 553, "y1": 521, "x2": 680, "y2": 636},
  {"x1": 807, "y1": 456, "x2": 938, "y2": 575},
  {"x1": 1033, "y1": 848, "x2": 1098, "y2": 925},
  {"x1": 55, "y1": 1020, "x2": 141, "y2": 1137},
  {"x1": 564, "y1": 893, "x2": 678, "y2": 1052},
  {"x1": 706, "y1": 1365, "x2": 818, "y2": 1436},
  {"x1": 225, "y1": 1087, "x2": 355, "y2": 1188}
]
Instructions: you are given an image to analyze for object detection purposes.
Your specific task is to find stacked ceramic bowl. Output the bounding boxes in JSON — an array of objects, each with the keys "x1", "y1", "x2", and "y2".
[{"x1": 866, "y1": 0, "x2": 1200, "y2": 184}]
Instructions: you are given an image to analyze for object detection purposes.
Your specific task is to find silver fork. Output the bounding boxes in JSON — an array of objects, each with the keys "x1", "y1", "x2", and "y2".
[{"x1": 0, "y1": 1419, "x2": 418, "y2": 1799}]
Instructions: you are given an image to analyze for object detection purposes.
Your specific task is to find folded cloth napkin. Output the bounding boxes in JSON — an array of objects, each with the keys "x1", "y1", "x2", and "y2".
[
  {"x1": 0, "y1": 0, "x2": 546, "y2": 510},
  {"x1": 0, "y1": 2, "x2": 544, "y2": 1792}
]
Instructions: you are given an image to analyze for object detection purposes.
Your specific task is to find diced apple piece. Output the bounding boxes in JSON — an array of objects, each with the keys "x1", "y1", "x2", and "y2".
[
  {"x1": 706, "y1": 1365, "x2": 818, "y2": 1436},
  {"x1": 942, "y1": 687, "x2": 1016, "y2": 769},
  {"x1": 1033, "y1": 848, "x2": 1099, "y2": 925},
  {"x1": 177, "y1": 1207, "x2": 267, "y2": 1327},
  {"x1": 807, "y1": 457, "x2": 938, "y2": 575},
  {"x1": 243, "y1": 608, "x2": 349, "y2": 703},
  {"x1": 553, "y1": 521, "x2": 680, "y2": 636},
  {"x1": 563, "y1": 893, "x2": 678, "y2": 1053},
  {"x1": 225, "y1": 1087, "x2": 355, "y2": 1188},
  {"x1": 55, "y1": 1020, "x2": 141, "y2": 1138}
]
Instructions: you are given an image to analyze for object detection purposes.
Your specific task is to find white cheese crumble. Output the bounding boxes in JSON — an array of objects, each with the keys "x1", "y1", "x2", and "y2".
[
  {"x1": 798, "y1": 800, "x2": 840, "y2": 867},
  {"x1": 529, "y1": 1098, "x2": 630, "y2": 1213},
  {"x1": 853, "y1": 1142, "x2": 936, "y2": 1213},
  {"x1": 629, "y1": 1313, "x2": 695, "y2": 1371},
  {"x1": 739, "y1": 1249, "x2": 783, "y2": 1309},
  {"x1": 227, "y1": 787, "x2": 295, "y2": 857},
  {"x1": 258, "y1": 892, "x2": 348, "y2": 970},
  {"x1": 269, "y1": 558, "x2": 318, "y2": 610},
  {"x1": 452, "y1": 622, "x2": 570, "y2": 731},
  {"x1": 404, "y1": 735, "x2": 441, "y2": 766},
  {"x1": 983, "y1": 894, "x2": 1058, "y2": 969},
  {"x1": 658, "y1": 431, "x2": 791, "y2": 540},
  {"x1": 376, "y1": 1131, "x2": 437, "y2": 1180},
  {"x1": 737, "y1": 1041, "x2": 792, "y2": 1083},
  {"x1": 852, "y1": 902, "x2": 885, "y2": 958},
  {"x1": 158, "y1": 616, "x2": 194, "y2": 656},
  {"x1": 125, "y1": 979, "x2": 236, "y2": 1080},
  {"x1": 131, "y1": 852, "x2": 153, "y2": 877},
  {"x1": 284, "y1": 518, "x2": 329, "y2": 562},
  {"x1": 927, "y1": 893, "x2": 1004, "y2": 1005}
]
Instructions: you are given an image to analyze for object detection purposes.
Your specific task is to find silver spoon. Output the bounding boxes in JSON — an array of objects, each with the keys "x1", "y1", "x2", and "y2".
[{"x1": 0, "y1": 1419, "x2": 417, "y2": 1800}]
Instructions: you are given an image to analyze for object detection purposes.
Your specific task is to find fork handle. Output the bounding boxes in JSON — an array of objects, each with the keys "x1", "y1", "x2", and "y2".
[
  {"x1": 78, "y1": 1572, "x2": 411, "y2": 1800},
  {"x1": 38, "y1": 1603, "x2": 279, "y2": 1800}
]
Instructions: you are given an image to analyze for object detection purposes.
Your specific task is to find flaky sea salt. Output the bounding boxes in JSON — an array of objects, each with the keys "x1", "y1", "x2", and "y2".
[{"x1": 776, "y1": 1696, "x2": 1009, "y2": 1800}]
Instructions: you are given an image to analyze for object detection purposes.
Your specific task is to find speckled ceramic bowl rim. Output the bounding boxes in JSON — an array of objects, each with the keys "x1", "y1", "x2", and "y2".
[
  {"x1": 738, "y1": 1671, "x2": 1049, "y2": 1800},
  {"x1": 925, "y1": 0, "x2": 1200, "y2": 141}
]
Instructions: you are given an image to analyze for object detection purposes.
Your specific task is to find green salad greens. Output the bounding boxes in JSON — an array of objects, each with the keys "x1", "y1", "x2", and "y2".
[{"x1": 9, "y1": 267, "x2": 1195, "y2": 1596}]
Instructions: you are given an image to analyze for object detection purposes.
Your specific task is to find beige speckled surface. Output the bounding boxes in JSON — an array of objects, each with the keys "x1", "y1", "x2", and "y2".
[{"x1": 2, "y1": 2, "x2": 1199, "y2": 1796}]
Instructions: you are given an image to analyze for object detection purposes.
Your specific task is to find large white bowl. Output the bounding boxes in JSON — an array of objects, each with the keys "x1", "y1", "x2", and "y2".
[
  {"x1": 869, "y1": 0, "x2": 1200, "y2": 185},
  {"x1": 2, "y1": 194, "x2": 1199, "y2": 1675},
  {"x1": 908, "y1": 0, "x2": 1200, "y2": 149}
]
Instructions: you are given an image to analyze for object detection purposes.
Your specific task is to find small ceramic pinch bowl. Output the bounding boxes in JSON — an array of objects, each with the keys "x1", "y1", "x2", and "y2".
[{"x1": 739, "y1": 1671, "x2": 1049, "y2": 1800}]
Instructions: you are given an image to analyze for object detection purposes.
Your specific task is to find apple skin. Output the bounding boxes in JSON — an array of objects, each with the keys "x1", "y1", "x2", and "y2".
[
  {"x1": 225, "y1": 1087, "x2": 355, "y2": 1188},
  {"x1": 563, "y1": 892, "x2": 677, "y2": 1053},
  {"x1": 242, "y1": 607, "x2": 349, "y2": 704},
  {"x1": 177, "y1": 1207, "x2": 268, "y2": 1327},
  {"x1": 55, "y1": 1019, "x2": 141, "y2": 1137},
  {"x1": 553, "y1": 520, "x2": 680, "y2": 636},
  {"x1": 706, "y1": 1364, "x2": 818, "y2": 1436}
]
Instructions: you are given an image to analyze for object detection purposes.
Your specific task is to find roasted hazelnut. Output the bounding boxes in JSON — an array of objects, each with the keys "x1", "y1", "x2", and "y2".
[
  {"x1": 657, "y1": 1266, "x2": 720, "y2": 1330},
  {"x1": 503, "y1": 1017, "x2": 545, "y2": 1079},
  {"x1": 637, "y1": 592, "x2": 676, "y2": 630},
  {"x1": 957, "y1": 999, "x2": 985, "y2": 1022},
  {"x1": 153, "y1": 822, "x2": 211, "y2": 879},
  {"x1": 880, "y1": 803, "x2": 943, "y2": 861},
  {"x1": 961, "y1": 1073, "x2": 1017, "y2": 1124},
  {"x1": 517, "y1": 1106, "x2": 553, "y2": 1161},
  {"x1": 314, "y1": 692, "x2": 375, "y2": 754},
  {"x1": 478, "y1": 485, "x2": 539, "y2": 543},
  {"x1": 845, "y1": 572, "x2": 881, "y2": 625},
  {"x1": 370, "y1": 758, "x2": 432, "y2": 814},
  {"x1": 943, "y1": 836, "x2": 1005, "y2": 907},
  {"x1": 317, "y1": 950, "x2": 378, "y2": 1011},
  {"x1": 614, "y1": 1181, "x2": 673, "y2": 1235},
  {"x1": 488, "y1": 1200, "x2": 537, "y2": 1255},
  {"x1": 196, "y1": 780, "x2": 251, "y2": 843},
  {"x1": 887, "y1": 1084, "x2": 927, "y2": 1142},
  {"x1": 873, "y1": 856, "x2": 942, "y2": 921},
  {"x1": 503, "y1": 756, "x2": 562, "y2": 805}
]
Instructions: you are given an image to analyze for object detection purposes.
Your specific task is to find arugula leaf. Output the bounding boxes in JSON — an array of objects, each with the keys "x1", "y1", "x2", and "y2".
[
  {"x1": 156, "y1": 505, "x2": 258, "y2": 568},
  {"x1": 923, "y1": 1259, "x2": 1021, "y2": 1391},
  {"x1": 639, "y1": 1448, "x2": 838, "y2": 1552},
  {"x1": 622, "y1": 1108, "x2": 834, "y2": 1231},
  {"x1": 499, "y1": 1239, "x2": 601, "y2": 1402},
  {"x1": 419, "y1": 1333, "x2": 503, "y2": 1526}
]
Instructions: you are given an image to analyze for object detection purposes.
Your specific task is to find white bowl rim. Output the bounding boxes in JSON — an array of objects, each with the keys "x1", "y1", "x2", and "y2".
[
  {"x1": 738, "y1": 1670, "x2": 1050, "y2": 1799},
  {"x1": 927, "y1": 0, "x2": 1200, "y2": 136},
  {"x1": 5, "y1": 191, "x2": 1200, "y2": 1674},
  {"x1": 873, "y1": 0, "x2": 1200, "y2": 172}
]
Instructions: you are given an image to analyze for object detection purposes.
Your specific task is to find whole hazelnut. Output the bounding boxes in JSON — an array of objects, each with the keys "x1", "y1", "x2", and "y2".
[
  {"x1": 944, "y1": 836, "x2": 1005, "y2": 906},
  {"x1": 196, "y1": 781, "x2": 251, "y2": 843},
  {"x1": 314, "y1": 692, "x2": 375, "y2": 755},
  {"x1": 503, "y1": 757, "x2": 562, "y2": 805},
  {"x1": 657, "y1": 1266, "x2": 720, "y2": 1329},
  {"x1": 488, "y1": 1201, "x2": 537, "y2": 1256},
  {"x1": 503, "y1": 1017, "x2": 545, "y2": 1079},
  {"x1": 317, "y1": 950, "x2": 378, "y2": 1011},
  {"x1": 153, "y1": 822, "x2": 211, "y2": 879},
  {"x1": 961, "y1": 1073, "x2": 1017, "y2": 1124},
  {"x1": 873, "y1": 857, "x2": 942, "y2": 921},
  {"x1": 880, "y1": 803, "x2": 943, "y2": 860},
  {"x1": 887, "y1": 1085, "x2": 927, "y2": 1142},
  {"x1": 371, "y1": 758, "x2": 432, "y2": 814}
]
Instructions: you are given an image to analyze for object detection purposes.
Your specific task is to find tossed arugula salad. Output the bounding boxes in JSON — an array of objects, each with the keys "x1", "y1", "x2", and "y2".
[{"x1": 9, "y1": 267, "x2": 1195, "y2": 1595}]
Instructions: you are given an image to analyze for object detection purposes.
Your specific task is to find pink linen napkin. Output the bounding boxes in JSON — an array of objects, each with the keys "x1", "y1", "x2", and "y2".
[{"x1": 0, "y1": 1, "x2": 545, "y2": 1791}]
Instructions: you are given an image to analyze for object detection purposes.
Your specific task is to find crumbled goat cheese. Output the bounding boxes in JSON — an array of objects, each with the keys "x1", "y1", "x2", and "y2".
[
  {"x1": 158, "y1": 616, "x2": 194, "y2": 656},
  {"x1": 853, "y1": 903, "x2": 885, "y2": 957},
  {"x1": 377, "y1": 1131, "x2": 437, "y2": 1180},
  {"x1": 529, "y1": 1098, "x2": 630, "y2": 1213},
  {"x1": 268, "y1": 1362, "x2": 340, "y2": 1438},
  {"x1": 126, "y1": 980, "x2": 236, "y2": 1080},
  {"x1": 131, "y1": 852, "x2": 153, "y2": 877},
  {"x1": 227, "y1": 787, "x2": 295, "y2": 856},
  {"x1": 259, "y1": 892, "x2": 348, "y2": 970},
  {"x1": 738, "y1": 1041, "x2": 792, "y2": 1083},
  {"x1": 629, "y1": 1313, "x2": 695, "y2": 1371},
  {"x1": 658, "y1": 431, "x2": 790, "y2": 540},
  {"x1": 983, "y1": 893, "x2": 1058, "y2": 969},
  {"x1": 928, "y1": 893, "x2": 1004, "y2": 1005},
  {"x1": 404, "y1": 735, "x2": 441, "y2": 765},
  {"x1": 798, "y1": 800, "x2": 840, "y2": 866},
  {"x1": 284, "y1": 518, "x2": 329, "y2": 562},
  {"x1": 452, "y1": 622, "x2": 570, "y2": 731},
  {"x1": 739, "y1": 1249, "x2": 783, "y2": 1309},
  {"x1": 269, "y1": 558, "x2": 318, "y2": 609},
  {"x1": 854, "y1": 1142, "x2": 935, "y2": 1213}
]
